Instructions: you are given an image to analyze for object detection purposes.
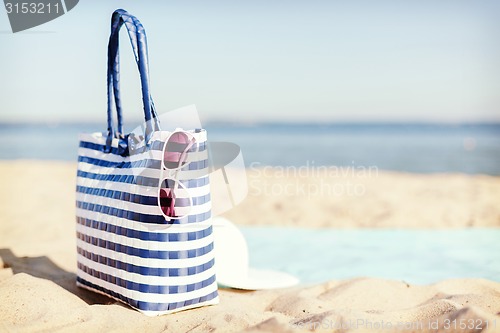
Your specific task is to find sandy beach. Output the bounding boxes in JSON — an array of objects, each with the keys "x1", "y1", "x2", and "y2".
[{"x1": 1, "y1": 161, "x2": 499, "y2": 332}]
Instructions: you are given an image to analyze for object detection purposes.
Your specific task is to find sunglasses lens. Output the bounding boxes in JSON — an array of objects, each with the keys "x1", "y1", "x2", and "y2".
[
  {"x1": 164, "y1": 132, "x2": 194, "y2": 170},
  {"x1": 158, "y1": 178, "x2": 192, "y2": 219}
]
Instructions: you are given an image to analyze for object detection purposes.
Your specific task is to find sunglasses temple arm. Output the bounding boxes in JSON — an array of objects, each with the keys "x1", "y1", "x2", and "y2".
[{"x1": 177, "y1": 138, "x2": 196, "y2": 169}]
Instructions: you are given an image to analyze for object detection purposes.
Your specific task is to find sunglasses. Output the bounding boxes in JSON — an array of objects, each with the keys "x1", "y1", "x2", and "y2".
[{"x1": 157, "y1": 130, "x2": 198, "y2": 221}]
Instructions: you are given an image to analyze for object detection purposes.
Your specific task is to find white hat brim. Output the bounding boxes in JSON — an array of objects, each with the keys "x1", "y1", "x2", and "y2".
[
  {"x1": 218, "y1": 268, "x2": 300, "y2": 290},
  {"x1": 212, "y1": 217, "x2": 300, "y2": 290}
]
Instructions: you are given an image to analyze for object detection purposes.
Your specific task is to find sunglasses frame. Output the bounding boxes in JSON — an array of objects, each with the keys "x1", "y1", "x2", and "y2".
[{"x1": 157, "y1": 130, "x2": 199, "y2": 222}]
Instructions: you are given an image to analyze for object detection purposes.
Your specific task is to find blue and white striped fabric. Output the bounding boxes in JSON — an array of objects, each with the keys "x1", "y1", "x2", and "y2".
[{"x1": 75, "y1": 129, "x2": 219, "y2": 316}]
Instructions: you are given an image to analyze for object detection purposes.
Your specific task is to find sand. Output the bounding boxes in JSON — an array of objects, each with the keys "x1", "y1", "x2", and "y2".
[
  {"x1": 225, "y1": 165, "x2": 500, "y2": 228},
  {"x1": 1, "y1": 161, "x2": 499, "y2": 332}
]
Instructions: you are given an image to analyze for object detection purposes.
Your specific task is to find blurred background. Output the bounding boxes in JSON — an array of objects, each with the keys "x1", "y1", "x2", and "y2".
[
  {"x1": 0, "y1": 0, "x2": 499, "y2": 171},
  {"x1": 1, "y1": 1, "x2": 499, "y2": 284}
]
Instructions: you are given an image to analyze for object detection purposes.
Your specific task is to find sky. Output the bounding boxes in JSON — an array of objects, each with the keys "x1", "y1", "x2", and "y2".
[{"x1": 0, "y1": 0, "x2": 499, "y2": 124}]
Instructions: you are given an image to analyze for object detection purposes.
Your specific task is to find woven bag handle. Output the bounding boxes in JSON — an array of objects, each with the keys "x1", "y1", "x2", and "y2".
[{"x1": 106, "y1": 9, "x2": 159, "y2": 150}]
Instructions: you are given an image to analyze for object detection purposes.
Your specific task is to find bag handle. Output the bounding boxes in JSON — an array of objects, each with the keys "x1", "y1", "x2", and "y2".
[
  {"x1": 109, "y1": 9, "x2": 160, "y2": 134},
  {"x1": 106, "y1": 9, "x2": 159, "y2": 151}
]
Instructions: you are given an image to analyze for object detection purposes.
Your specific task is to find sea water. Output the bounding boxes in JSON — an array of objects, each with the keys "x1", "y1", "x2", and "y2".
[{"x1": 1, "y1": 122, "x2": 500, "y2": 175}]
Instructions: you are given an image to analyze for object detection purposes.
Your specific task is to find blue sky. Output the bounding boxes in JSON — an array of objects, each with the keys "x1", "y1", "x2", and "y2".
[{"x1": 0, "y1": 0, "x2": 499, "y2": 123}]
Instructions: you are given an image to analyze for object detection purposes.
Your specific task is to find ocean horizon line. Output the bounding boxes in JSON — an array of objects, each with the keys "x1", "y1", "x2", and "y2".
[{"x1": 1, "y1": 120, "x2": 500, "y2": 128}]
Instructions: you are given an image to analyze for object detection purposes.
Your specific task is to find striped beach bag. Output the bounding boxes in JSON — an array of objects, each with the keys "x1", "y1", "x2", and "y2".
[{"x1": 75, "y1": 9, "x2": 219, "y2": 315}]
